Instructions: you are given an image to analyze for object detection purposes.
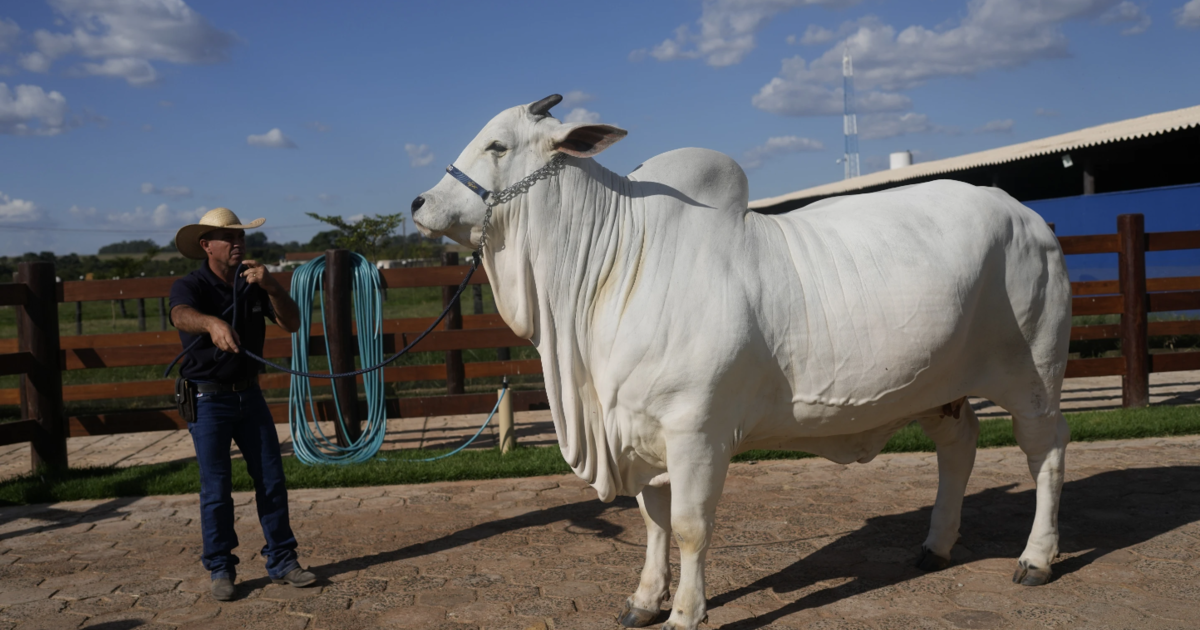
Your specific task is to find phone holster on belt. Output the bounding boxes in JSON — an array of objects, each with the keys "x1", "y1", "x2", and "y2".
[{"x1": 175, "y1": 378, "x2": 198, "y2": 423}]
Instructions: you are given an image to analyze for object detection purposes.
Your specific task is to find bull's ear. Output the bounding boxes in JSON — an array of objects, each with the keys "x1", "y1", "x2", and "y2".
[{"x1": 550, "y1": 123, "x2": 628, "y2": 158}]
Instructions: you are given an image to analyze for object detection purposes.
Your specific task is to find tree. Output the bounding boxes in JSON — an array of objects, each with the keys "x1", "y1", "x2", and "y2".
[
  {"x1": 109, "y1": 247, "x2": 159, "y2": 318},
  {"x1": 304, "y1": 212, "x2": 406, "y2": 263}
]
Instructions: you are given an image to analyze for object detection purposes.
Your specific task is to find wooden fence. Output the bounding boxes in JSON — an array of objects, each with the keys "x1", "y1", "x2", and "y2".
[
  {"x1": 1, "y1": 214, "x2": 1199, "y2": 472},
  {"x1": 1060, "y1": 214, "x2": 1200, "y2": 405}
]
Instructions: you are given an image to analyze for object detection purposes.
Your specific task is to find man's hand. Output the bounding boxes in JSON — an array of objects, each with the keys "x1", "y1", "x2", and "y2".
[
  {"x1": 207, "y1": 319, "x2": 242, "y2": 353},
  {"x1": 241, "y1": 260, "x2": 282, "y2": 294}
]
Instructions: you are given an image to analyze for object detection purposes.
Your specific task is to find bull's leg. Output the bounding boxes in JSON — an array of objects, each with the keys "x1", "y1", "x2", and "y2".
[
  {"x1": 1011, "y1": 410, "x2": 1070, "y2": 586},
  {"x1": 620, "y1": 483, "x2": 672, "y2": 628},
  {"x1": 661, "y1": 434, "x2": 729, "y2": 630},
  {"x1": 915, "y1": 404, "x2": 980, "y2": 570}
]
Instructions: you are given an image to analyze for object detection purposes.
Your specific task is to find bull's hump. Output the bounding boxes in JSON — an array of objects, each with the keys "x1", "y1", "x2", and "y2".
[{"x1": 627, "y1": 148, "x2": 750, "y2": 218}]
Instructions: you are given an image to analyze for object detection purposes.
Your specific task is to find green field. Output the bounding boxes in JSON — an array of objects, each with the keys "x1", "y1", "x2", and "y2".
[{"x1": 2, "y1": 404, "x2": 1198, "y2": 505}]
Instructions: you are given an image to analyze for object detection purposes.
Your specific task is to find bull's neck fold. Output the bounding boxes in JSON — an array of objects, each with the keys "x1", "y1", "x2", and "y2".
[{"x1": 482, "y1": 155, "x2": 637, "y2": 501}]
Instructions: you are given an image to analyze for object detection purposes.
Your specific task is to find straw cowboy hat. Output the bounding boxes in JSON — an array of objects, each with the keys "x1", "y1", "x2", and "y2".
[{"x1": 175, "y1": 208, "x2": 266, "y2": 260}]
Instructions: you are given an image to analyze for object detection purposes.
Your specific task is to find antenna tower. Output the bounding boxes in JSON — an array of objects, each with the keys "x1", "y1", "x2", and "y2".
[{"x1": 842, "y1": 49, "x2": 860, "y2": 179}]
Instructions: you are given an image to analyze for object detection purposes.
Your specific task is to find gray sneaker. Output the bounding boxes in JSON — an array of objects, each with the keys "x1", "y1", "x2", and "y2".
[
  {"x1": 273, "y1": 567, "x2": 317, "y2": 587},
  {"x1": 211, "y1": 577, "x2": 235, "y2": 601}
]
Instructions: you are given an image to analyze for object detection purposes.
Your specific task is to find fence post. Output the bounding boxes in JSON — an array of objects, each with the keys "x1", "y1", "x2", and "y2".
[
  {"x1": 75, "y1": 302, "x2": 83, "y2": 335},
  {"x1": 442, "y1": 252, "x2": 465, "y2": 396},
  {"x1": 324, "y1": 248, "x2": 362, "y2": 446},
  {"x1": 159, "y1": 297, "x2": 167, "y2": 331},
  {"x1": 1118, "y1": 214, "x2": 1149, "y2": 408},
  {"x1": 16, "y1": 262, "x2": 67, "y2": 472},
  {"x1": 137, "y1": 298, "x2": 146, "y2": 331}
]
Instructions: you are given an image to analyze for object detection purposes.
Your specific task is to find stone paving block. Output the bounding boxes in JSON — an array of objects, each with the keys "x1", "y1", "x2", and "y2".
[{"x1": 0, "y1": 588, "x2": 51, "y2": 606}]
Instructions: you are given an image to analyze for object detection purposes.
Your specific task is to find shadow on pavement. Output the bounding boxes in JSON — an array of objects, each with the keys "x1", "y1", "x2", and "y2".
[
  {"x1": 239, "y1": 494, "x2": 639, "y2": 593},
  {"x1": 713, "y1": 465, "x2": 1200, "y2": 629}
]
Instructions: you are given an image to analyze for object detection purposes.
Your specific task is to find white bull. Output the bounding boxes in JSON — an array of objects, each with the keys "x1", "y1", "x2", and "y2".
[{"x1": 413, "y1": 95, "x2": 1072, "y2": 630}]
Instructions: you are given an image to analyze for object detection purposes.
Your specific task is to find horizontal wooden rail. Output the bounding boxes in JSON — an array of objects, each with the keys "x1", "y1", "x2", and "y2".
[
  {"x1": 1072, "y1": 295, "x2": 1124, "y2": 316},
  {"x1": 1147, "y1": 230, "x2": 1200, "y2": 252},
  {"x1": 1070, "y1": 276, "x2": 1200, "y2": 297},
  {"x1": 0, "y1": 351, "x2": 35, "y2": 377},
  {"x1": 1071, "y1": 280, "x2": 1119, "y2": 296},
  {"x1": 1064, "y1": 357, "x2": 1124, "y2": 378},
  {"x1": 0, "y1": 419, "x2": 43, "y2": 447},
  {"x1": 0, "y1": 359, "x2": 545, "y2": 405},
  {"x1": 0, "y1": 283, "x2": 28, "y2": 307},
  {"x1": 1058, "y1": 234, "x2": 1119, "y2": 255},
  {"x1": 1149, "y1": 352, "x2": 1200, "y2": 373},
  {"x1": 64, "y1": 389, "x2": 549, "y2": 437},
  {"x1": 1148, "y1": 320, "x2": 1200, "y2": 336},
  {"x1": 1070, "y1": 320, "x2": 1200, "y2": 341},
  {"x1": 1148, "y1": 291, "x2": 1200, "y2": 313}
]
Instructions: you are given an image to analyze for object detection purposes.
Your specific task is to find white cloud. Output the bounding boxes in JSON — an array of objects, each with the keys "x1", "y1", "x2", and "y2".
[
  {"x1": 975, "y1": 118, "x2": 1015, "y2": 133},
  {"x1": 76, "y1": 57, "x2": 157, "y2": 85},
  {"x1": 405, "y1": 143, "x2": 434, "y2": 167},
  {"x1": 69, "y1": 205, "x2": 97, "y2": 219},
  {"x1": 19, "y1": 52, "x2": 53, "y2": 73},
  {"x1": 1100, "y1": 1, "x2": 1152, "y2": 34},
  {"x1": 0, "y1": 82, "x2": 71, "y2": 136},
  {"x1": 31, "y1": 0, "x2": 236, "y2": 86},
  {"x1": 636, "y1": 0, "x2": 861, "y2": 68},
  {"x1": 752, "y1": 57, "x2": 911, "y2": 116},
  {"x1": 1035, "y1": 107, "x2": 1059, "y2": 117},
  {"x1": 141, "y1": 182, "x2": 193, "y2": 198},
  {"x1": 347, "y1": 213, "x2": 366, "y2": 224},
  {"x1": 106, "y1": 203, "x2": 205, "y2": 228},
  {"x1": 560, "y1": 90, "x2": 595, "y2": 108},
  {"x1": 0, "y1": 190, "x2": 40, "y2": 223},
  {"x1": 1176, "y1": 0, "x2": 1200, "y2": 26},
  {"x1": 858, "y1": 112, "x2": 956, "y2": 140},
  {"x1": 564, "y1": 108, "x2": 602, "y2": 124},
  {"x1": 742, "y1": 135, "x2": 824, "y2": 168},
  {"x1": 0, "y1": 18, "x2": 19, "y2": 52},
  {"x1": 316, "y1": 193, "x2": 339, "y2": 207},
  {"x1": 792, "y1": 16, "x2": 885, "y2": 46},
  {"x1": 753, "y1": 0, "x2": 1129, "y2": 119},
  {"x1": 306, "y1": 120, "x2": 330, "y2": 132},
  {"x1": 247, "y1": 128, "x2": 297, "y2": 149}
]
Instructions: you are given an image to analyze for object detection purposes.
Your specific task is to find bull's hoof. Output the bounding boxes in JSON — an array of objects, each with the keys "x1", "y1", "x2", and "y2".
[
  {"x1": 618, "y1": 598, "x2": 661, "y2": 628},
  {"x1": 660, "y1": 615, "x2": 705, "y2": 630},
  {"x1": 1012, "y1": 559, "x2": 1052, "y2": 586},
  {"x1": 916, "y1": 546, "x2": 951, "y2": 572}
]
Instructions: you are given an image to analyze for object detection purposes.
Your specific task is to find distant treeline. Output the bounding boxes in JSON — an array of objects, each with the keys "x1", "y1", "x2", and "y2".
[{"x1": 2, "y1": 230, "x2": 445, "y2": 282}]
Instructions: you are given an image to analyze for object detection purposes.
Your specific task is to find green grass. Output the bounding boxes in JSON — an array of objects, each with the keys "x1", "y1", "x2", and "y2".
[
  {"x1": 0, "y1": 445, "x2": 572, "y2": 506},
  {"x1": 3, "y1": 404, "x2": 1199, "y2": 505},
  {"x1": 734, "y1": 404, "x2": 1200, "y2": 462}
]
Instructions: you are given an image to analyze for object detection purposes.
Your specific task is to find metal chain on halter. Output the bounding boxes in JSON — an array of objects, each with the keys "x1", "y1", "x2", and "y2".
[
  {"x1": 486, "y1": 153, "x2": 567, "y2": 207},
  {"x1": 474, "y1": 152, "x2": 567, "y2": 258}
]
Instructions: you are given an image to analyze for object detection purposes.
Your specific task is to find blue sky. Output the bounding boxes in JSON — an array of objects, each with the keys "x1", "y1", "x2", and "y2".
[{"x1": 2, "y1": 0, "x2": 1199, "y2": 256}]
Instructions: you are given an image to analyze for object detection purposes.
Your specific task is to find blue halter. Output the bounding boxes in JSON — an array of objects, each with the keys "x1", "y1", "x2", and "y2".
[{"x1": 445, "y1": 163, "x2": 491, "y2": 203}]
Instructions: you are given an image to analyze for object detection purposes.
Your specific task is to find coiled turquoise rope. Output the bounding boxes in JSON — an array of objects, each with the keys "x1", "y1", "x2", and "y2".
[
  {"x1": 286, "y1": 254, "x2": 506, "y2": 465},
  {"x1": 287, "y1": 253, "x2": 388, "y2": 465}
]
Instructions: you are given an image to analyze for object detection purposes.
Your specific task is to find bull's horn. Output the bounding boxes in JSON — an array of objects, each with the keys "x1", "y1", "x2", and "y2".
[{"x1": 530, "y1": 94, "x2": 563, "y2": 117}]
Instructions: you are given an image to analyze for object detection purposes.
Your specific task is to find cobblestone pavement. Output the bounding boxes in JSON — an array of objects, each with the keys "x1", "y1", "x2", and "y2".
[
  {"x1": 2, "y1": 436, "x2": 1199, "y2": 629},
  {"x1": 3, "y1": 370, "x2": 1198, "y2": 482}
]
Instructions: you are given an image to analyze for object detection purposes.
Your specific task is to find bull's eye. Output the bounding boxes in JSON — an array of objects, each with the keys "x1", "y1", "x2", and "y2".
[{"x1": 486, "y1": 141, "x2": 508, "y2": 155}]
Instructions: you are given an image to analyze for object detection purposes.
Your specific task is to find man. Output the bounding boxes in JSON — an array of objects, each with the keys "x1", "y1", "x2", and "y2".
[{"x1": 170, "y1": 207, "x2": 316, "y2": 601}]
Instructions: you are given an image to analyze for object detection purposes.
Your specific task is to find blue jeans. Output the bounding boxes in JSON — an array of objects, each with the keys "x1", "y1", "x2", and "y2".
[{"x1": 189, "y1": 385, "x2": 300, "y2": 580}]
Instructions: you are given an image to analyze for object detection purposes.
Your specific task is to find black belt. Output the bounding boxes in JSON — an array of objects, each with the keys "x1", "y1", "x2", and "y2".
[{"x1": 193, "y1": 378, "x2": 258, "y2": 393}]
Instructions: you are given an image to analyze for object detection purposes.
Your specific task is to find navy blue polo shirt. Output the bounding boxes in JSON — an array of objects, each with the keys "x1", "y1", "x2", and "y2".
[{"x1": 169, "y1": 263, "x2": 277, "y2": 384}]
